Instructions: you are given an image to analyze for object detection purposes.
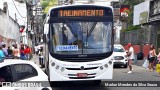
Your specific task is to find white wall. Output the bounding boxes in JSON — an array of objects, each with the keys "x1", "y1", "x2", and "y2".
[
  {"x1": 0, "y1": 9, "x2": 20, "y2": 45},
  {"x1": 0, "y1": 0, "x2": 27, "y2": 26},
  {"x1": 133, "y1": 1, "x2": 150, "y2": 25},
  {"x1": 0, "y1": 0, "x2": 28, "y2": 45}
]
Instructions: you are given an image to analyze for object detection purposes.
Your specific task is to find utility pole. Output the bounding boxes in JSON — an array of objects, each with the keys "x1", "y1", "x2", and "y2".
[
  {"x1": 33, "y1": 4, "x2": 43, "y2": 44},
  {"x1": 26, "y1": 2, "x2": 32, "y2": 46}
]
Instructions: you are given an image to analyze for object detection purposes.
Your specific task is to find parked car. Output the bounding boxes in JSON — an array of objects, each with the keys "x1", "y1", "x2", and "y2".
[
  {"x1": 113, "y1": 44, "x2": 128, "y2": 68},
  {"x1": 0, "y1": 59, "x2": 52, "y2": 90}
]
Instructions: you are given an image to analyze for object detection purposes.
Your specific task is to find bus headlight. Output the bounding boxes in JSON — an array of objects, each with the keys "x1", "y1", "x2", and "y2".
[
  {"x1": 104, "y1": 64, "x2": 108, "y2": 68},
  {"x1": 100, "y1": 66, "x2": 103, "y2": 70},
  {"x1": 55, "y1": 65, "x2": 59, "y2": 70},
  {"x1": 108, "y1": 60, "x2": 112, "y2": 65},
  {"x1": 61, "y1": 67, "x2": 65, "y2": 72},
  {"x1": 51, "y1": 62, "x2": 55, "y2": 66}
]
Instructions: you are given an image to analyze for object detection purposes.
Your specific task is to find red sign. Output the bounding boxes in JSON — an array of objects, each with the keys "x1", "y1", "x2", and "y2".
[
  {"x1": 120, "y1": 5, "x2": 130, "y2": 18},
  {"x1": 20, "y1": 27, "x2": 24, "y2": 33}
]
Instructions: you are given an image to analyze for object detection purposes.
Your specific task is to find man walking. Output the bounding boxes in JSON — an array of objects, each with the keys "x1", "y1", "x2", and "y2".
[
  {"x1": 24, "y1": 45, "x2": 31, "y2": 60},
  {"x1": 2, "y1": 43, "x2": 8, "y2": 57},
  {"x1": 127, "y1": 43, "x2": 134, "y2": 73}
]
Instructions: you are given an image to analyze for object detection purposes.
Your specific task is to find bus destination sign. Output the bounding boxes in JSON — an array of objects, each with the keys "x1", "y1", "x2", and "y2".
[{"x1": 59, "y1": 10, "x2": 104, "y2": 17}]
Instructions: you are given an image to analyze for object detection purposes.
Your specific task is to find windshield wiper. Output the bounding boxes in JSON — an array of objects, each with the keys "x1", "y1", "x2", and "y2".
[
  {"x1": 65, "y1": 21, "x2": 78, "y2": 39},
  {"x1": 84, "y1": 22, "x2": 97, "y2": 47},
  {"x1": 87, "y1": 22, "x2": 97, "y2": 37}
]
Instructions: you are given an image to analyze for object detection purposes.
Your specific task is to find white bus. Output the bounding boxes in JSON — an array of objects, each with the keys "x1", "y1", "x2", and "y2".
[{"x1": 43, "y1": 4, "x2": 114, "y2": 85}]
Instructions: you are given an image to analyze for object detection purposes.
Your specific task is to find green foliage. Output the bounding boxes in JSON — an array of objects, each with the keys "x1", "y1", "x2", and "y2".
[
  {"x1": 40, "y1": 0, "x2": 58, "y2": 14},
  {"x1": 42, "y1": 13, "x2": 47, "y2": 19},
  {"x1": 122, "y1": 0, "x2": 145, "y2": 26},
  {"x1": 122, "y1": 25, "x2": 141, "y2": 32},
  {"x1": 121, "y1": 29, "x2": 126, "y2": 32},
  {"x1": 41, "y1": 1, "x2": 49, "y2": 10}
]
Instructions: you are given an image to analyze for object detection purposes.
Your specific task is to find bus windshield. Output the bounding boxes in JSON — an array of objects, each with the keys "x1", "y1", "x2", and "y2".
[{"x1": 50, "y1": 21, "x2": 112, "y2": 55}]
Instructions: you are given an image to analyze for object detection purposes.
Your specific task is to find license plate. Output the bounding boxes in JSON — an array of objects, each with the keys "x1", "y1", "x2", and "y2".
[
  {"x1": 116, "y1": 60, "x2": 121, "y2": 62},
  {"x1": 77, "y1": 73, "x2": 87, "y2": 77}
]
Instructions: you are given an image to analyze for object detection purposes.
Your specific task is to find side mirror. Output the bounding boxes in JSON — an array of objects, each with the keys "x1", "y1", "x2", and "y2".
[{"x1": 44, "y1": 24, "x2": 49, "y2": 34}]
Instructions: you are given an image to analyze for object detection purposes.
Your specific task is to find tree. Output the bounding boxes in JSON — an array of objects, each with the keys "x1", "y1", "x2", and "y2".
[
  {"x1": 40, "y1": 0, "x2": 57, "y2": 14},
  {"x1": 121, "y1": 0, "x2": 145, "y2": 26}
]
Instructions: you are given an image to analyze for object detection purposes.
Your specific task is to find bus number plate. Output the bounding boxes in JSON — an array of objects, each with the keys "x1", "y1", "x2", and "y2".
[{"x1": 77, "y1": 73, "x2": 87, "y2": 77}]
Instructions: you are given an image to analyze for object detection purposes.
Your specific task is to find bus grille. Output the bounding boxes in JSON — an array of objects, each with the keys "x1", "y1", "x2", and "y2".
[{"x1": 66, "y1": 67, "x2": 98, "y2": 70}]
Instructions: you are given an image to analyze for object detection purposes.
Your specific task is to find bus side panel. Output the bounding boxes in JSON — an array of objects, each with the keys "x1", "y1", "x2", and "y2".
[{"x1": 44, "y1": 34, "x2": 49, "y2": 74}]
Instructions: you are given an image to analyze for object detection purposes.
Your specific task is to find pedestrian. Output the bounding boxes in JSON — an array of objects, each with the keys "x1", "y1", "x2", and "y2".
[
  {"x1": 11, "y1": 44, "x2": 15, "y2": 51},
  {"x1": 0, "y1": 46, "x2": 5, "y2": 62},
  {"x1": 148, "y1": 44, "x2": 157, "y2": 71},
  {"x1": 38, "y1": 47, "x2": 44, "y2": 67},
  {"x1": 24, "y1": 45, "x2": 31, "y2": 60},
  {"x1": 13, "y1": 45, "x2": 20, "y2": 59},
  {"x1": 2, "y1": 43, "x2": 8, "y2": 57},
  {"x1": 156, "y1": 48, "x2": 160, "y2": 76},
  {"x1": 7, "y1": 46, "x2": 13, "y2": 58},
  {"x1": 20, "y1": 46, "x2": 26, "y2": 60},
  {"x1": 126, "y1": 43, "x2": 134, "y2": 73},
  {"x1": 34, "y1": 44, "x2": 38, "y2": 55},
  {"x1": 37, "y1": 44, "x2": 41, "y2": 53}
]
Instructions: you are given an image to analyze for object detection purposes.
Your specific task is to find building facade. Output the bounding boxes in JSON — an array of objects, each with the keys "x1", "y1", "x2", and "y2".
[
  {"x1": 148, "y1": 0, "x2": 160, "y2": 49},
  {"x1": 120, "y1": 0, "x2": 160, "y2": 57},
  {"x1": 0, "y1": 9, "x2": 20, "y2": 46}
]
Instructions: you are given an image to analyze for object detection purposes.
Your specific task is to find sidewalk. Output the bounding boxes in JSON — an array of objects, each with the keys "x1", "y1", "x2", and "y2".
[
  {"x1": 133, "y1": 59, "x2": 145, "y2": 66},
  {"x1": 30, "y1": 54, "x2": 41, "y2": 67},
  {"x1": 133, "y1": 56, "x2": 148, "y2": 66}
]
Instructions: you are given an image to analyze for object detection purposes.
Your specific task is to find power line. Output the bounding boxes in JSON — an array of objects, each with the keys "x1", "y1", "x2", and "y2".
[
  {"x1": 11, "y1": 0, "x2": 26, "y2": 18},
  {"x1": 7, "y1": 2, "x2": 27, "y2": 7}
]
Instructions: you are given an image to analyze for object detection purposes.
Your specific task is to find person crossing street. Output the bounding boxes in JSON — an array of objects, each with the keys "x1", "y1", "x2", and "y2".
[{"x1": 127, "y1": 43, "x2": 134, "y2": 73}]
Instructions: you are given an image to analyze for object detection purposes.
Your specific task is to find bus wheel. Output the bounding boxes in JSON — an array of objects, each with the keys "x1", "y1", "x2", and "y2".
[{"x1": 94, "y1": 80, "x2": 101, "y2": 86}]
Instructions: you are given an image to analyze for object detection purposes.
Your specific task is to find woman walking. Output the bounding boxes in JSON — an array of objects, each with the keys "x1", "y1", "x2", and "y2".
[
  {"x1": 13, "y1": 45, "x2": 20, "y2": 59},
  {"x1": 24, "y1": 45, "x2": 31, "y2": 60},
  {"x1": 157, "y1": 48, "x2": 160, "y2": 76},
  {"x1": 148, "y1": 45, "x2": 157, "y2": 71},
  {"x1": 20, "y1": 46, "x2": 26, "y2": 60}
]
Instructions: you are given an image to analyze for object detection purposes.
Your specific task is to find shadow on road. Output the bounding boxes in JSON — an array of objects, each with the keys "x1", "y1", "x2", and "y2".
[{"x1": 113, "y1": 65, "x2": 127, "y2": 68}]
